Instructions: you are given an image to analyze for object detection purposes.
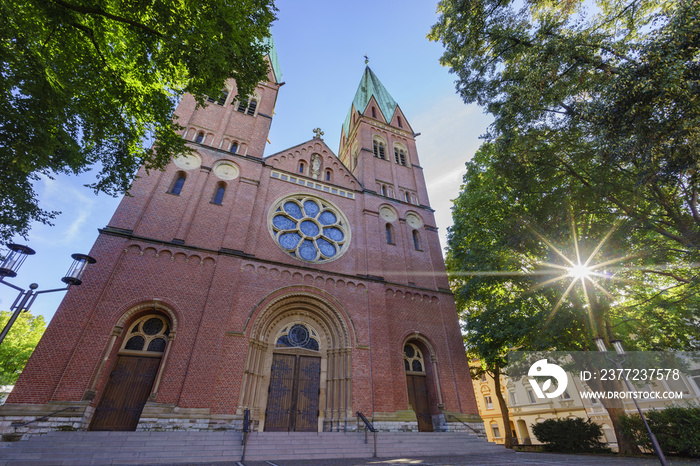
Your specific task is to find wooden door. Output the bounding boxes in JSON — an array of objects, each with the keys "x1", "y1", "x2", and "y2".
[
  {"x1": 90, "y1": 355, "x2": 160, "y2": 431},
  {"x1": 265, "y1": 353, "x2": 320, "y2": 432},
  {"x1": 406, "y1": 374, "x2": 433, "y2": 432}
]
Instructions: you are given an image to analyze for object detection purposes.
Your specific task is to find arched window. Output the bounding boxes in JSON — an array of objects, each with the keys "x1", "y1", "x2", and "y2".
[
  {"x1": 381, "y1": 185, "x2": 387, "y2": 197},
  {"x1": 394, "y1": 147, "x2": 406, "y2": 166},
  {"x1": 325, "y1": 169, "x2": 332, "y2": 182},
  {"x1": 195, "y1": 132, "x2": 204, "y2": 144},
  {"x1": 170, "y1": 173, "x2": 186, "y2": 195},
  {"x1": 247, "y1": 99, "x2": 257, "y2": 115},
  {"x1": 371, "y1": 106, "x2": 377, "y2": 118},
  {"x1": 386, "y1": 224, "x2": 394, "y2": 244},
  {"x1": 373, "y1": 140, "x2": 386, "y2": 159},
  {"x1": 405, "y1": 192, "x2": 411, "y2": 203},
  {"x1": 397, "y1": 116, "x2": 403, "y2": 128},
  {"x1": 299, "y1": 161, "x2": 305, "y2": 174},
  {"x1": 237, "y1": 98, "x2": 258, "y2": 115},
  {"x1": 412, "y1": 230, "x2": 421, "y2": 250},
  {"x1": 275, "y1": 323, "x2": 320, "y2": 351},
  {"x1": 122, "y1": 315, "x2": 170, "y2": 354},
  {"x1": 217, "y1": 91, "x2": 228, "y2": 106},
  {"x1": 212, "y1": 183, "x2": 226, "y2": 205},
  {"x1": 230, "y1": 141, "x2": 238, "y2": 154},
  {"x1": 403, "y1": 343, "x2": 425, "y2": 373}
]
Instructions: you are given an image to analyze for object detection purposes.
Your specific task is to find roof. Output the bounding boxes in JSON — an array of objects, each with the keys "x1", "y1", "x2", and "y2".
[
  {"x1": 342, "y1": 66, "x2": 398, "y2": 137},
  {"x1": 262, "y1": 36, "x2": 282, "y2": 83}
]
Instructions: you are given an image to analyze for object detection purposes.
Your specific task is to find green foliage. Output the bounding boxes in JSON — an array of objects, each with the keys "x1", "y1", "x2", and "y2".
[
  {"x1": 0, "y1": 0, "x2": 277, "y2": 243},
  {"x1": 620, "y1": 406, "x2": 700, "y2": 457},
  {"x1": 532, "y1": 417, "x2": 611, "y2": 453},
  {"x1": 0, "y1": 311, "x2": 46, "y2": 385}
]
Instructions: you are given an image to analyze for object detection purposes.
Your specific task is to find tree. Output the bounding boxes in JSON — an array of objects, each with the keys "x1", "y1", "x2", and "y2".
[
  {"x1": 429, "y1": 0, "x2": 700, "y2": 273},
  {"x1": 0, "y1": 0, "x2": 277, "y2": 243},
  {"x1": 0, "y1": 311, "x2": 46, "y2": 385}
]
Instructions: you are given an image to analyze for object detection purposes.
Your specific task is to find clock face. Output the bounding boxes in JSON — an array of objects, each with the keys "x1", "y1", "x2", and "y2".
[
  {"x1": 213, "y1": 162, "x2": 240, "y2": 180},
  {"x1": 406, "y1": 213, "x2": 423, "y2": 229},
  {"x1": 173, "y1": 154, "x2": 201, "y2": 170},
  {"x1": 379, "y1": 206, "x2": 397, "y2": 222}
]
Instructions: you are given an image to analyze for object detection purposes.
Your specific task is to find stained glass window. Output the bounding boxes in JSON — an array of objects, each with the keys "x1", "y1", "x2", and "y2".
[
  {"x1": 276, "y1": 323, "x2": 320, "y2": 351},
  {"x1": 404, "y1": 343, "x2": 425, "y2": 374},
  {"x1": 121, "y1": 315, "x2": 170, "y2": 354},
  {"x1": 269, "y1": 195, "x2": 350, "y2": 263}
]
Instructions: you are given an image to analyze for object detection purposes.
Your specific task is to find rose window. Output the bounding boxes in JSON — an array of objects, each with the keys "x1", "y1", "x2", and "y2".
[{"x1": 269, "y1": 195, "x2": 350, "y2": 263}]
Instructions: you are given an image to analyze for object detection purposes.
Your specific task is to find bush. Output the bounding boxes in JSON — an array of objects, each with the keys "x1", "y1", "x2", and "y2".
[
  {"x1": 619, "y1": 406, "x2": 700, "y2": 457},
  {"x1": 532, "y1": 417, "x2": 611, "y2": 453}
]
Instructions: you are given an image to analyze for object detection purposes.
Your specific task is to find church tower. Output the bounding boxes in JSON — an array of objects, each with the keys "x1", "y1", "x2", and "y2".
[{"x1": 1, "y1": 41, "x2": 481, "y2": 436}]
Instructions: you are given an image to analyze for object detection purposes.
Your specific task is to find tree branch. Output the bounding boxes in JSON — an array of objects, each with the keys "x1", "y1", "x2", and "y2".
[{"x1": 50, "y1": 0, "x2": 165, "y2": 38}]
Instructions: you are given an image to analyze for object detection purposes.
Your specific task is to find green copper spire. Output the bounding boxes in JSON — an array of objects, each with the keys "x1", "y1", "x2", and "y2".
[
  {"x1": 262, "y1": 35, "x2": 282, "y2": 83},
  {"x1": 342, "y1": 66, "x2": 398, "y2": 137}
]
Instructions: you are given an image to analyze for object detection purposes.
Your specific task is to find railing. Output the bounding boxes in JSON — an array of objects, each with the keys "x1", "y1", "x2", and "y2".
[
  {"x1": 10, "y1": 406, "x2": 80, "y2": 428},
  {"x1": 356, "y1": 412, "x2": 377, "y2": 458},
  {"x1": 445, "y1": 414, "x2": 484, "y2": 436},
  {"x1": 241, "y1": 408, "x2": 251, "y2": 462}
]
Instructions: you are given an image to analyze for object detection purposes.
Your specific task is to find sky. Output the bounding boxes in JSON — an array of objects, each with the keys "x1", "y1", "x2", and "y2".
[{"x1": 0, "y1": 0, "x2": 492, "y2": 323}]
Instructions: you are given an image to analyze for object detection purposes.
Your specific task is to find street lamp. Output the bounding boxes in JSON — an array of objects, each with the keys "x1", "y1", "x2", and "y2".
[
  {"x1": 0, "y1": 245, "x2": 96, "y2": 346},
  {"x1": 593, "y1": 337, "x2": 668, "y2": 466}
]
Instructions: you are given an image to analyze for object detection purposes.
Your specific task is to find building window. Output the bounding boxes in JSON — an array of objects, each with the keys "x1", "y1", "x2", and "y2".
[
  {"x1": 237, "y1": 97, "x2": 258, "y2": 115},
  {"x1": 492, "y1": 425, "x2": 501, "y2": 439},
  {"x1": 276, "y1": 323, "x2": 320, "y2": 351},
  {"x1": 373, "y1": 140, "x2": 386, "y2": 159},
  {"x1": 480, "y1": 373, "x2": 487, "y2": 382},
  {"x1": 121, "y1": 315, "x2": 170, "y2": 354},
  {"x1": 371, "y1": 106, "x2": 376, "y2": 118},
  {"x1": 397, "y1": 116, "x2": 402, "y2": 128},
  {"x1": 195, "y1": 132, "x2": 204, "y2": 144},
  {"x1": 412, "y1": 230, "x2": 421, "y2": 250},
  {"x1": 170, "y1": 173, "x2": 186, "y2": 195},
  {"x1": 405, "y1": 192, "x2": 411, "y2": 203},
  {"x1": 403, "y1": 343, "x2": 425, "y2": 374},
  {"x1": 394, "y1": 147, "x2": 406, "y2": 166},
  {"x1": 269, "y1": 194, "x2": 350, "y2": 263},
  {"x1": 299, "y1": 161, "x2": 305, "y2": 174},
  {"x1": 386, "y1": 224, "x2": 394, "y2": 244},
  {"x1": 230, "y1": 141, "x2": 238, "y2": 154},
  {"x1": 484, "y1": 395, "x2": 494, "y2": 410},
  {"x1": 381, "y1": 185, "x2": 387, "y2": 197},
  {"x1": 325, "y1": 169, "x2": 332, "y2": 182},
  {"x1": 217, "y1": 91, "x2": 228, "y2": 106},
  {"x1": 212, "y1": 183, "x2": 226, "y2": 205},
  {"x1": 561, "y1": 389, "x2": 571, "y2": 400},
  {"x1": 527, "y1": 389, "x2": 537, "y2": 404},
  {"x1": 509, "y1": 392, "x2": 517, "y2": 406}
]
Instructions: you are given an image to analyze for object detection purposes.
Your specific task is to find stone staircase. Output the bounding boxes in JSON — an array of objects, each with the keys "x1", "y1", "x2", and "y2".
[{"x1": 0, "y1": 430, "x2": 508, "y2": 465}]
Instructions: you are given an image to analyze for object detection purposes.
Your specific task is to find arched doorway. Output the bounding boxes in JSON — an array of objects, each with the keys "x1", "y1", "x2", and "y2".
[
  {"x1": 90, "y1": 314, "x2": 170, "y2": 431},
  {"x1": 239, "y1": 291, "x2": 353, "y2": 432},
  {"x1": 265, "y1": 323, "x2": 322, "y2": 432},
  {"x1": 403, "y1": 342, "x2": 433, "y2": 432}
]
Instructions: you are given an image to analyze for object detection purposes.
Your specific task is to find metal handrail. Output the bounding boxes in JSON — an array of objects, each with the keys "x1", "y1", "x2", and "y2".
[
  {"x1": 241, "y1": 409, "x2": 251, "y2": 462},
  {"x1": 356, "y1": 411, "x2": 376, "y2": 432},
  {"x1": 445, "y1": 414, "x2": 483, "y2": 435},
  {"x1": 10, "y1": 406, "x2": 80, "y2": 428},
  {"x1": 356, "y1": 412, "x2": 377, "y2": 458}
]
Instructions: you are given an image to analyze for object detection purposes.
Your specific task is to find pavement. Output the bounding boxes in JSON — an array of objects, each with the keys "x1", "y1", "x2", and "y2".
[{"x1": 157, "y1": 452, "x2": 700, "y2": 466}]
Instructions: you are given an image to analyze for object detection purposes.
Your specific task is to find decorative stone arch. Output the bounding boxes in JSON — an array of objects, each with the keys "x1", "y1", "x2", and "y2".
[
  {"x1": 239, "y1": 289, "x2": 353, "y2": 432},
  {"x1": 85, "y1": 301, "x2": 179, "y2": 430},
  {"x1": 401, "y1": 332, "x2": 445, "y2": 430}
]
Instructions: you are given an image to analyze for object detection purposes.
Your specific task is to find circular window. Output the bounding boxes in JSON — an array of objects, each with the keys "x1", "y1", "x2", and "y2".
[
  {"x1": 173, "y1": 153, "x2": 201, "y2": 170},
  {"x1": 121, "y1": 315, "x2": 170, "y2": 354},
  {"x1": 268, "y1": 194, "x2": 350, "y2": 263}
]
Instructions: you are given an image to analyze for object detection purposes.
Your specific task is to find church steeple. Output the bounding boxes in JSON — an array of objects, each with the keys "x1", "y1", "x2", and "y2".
[{"x1": 338, "y1": 67, "x2": 429, "y2": 208}]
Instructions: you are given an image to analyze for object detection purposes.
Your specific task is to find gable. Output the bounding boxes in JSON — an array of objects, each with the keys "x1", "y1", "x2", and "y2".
[{"x1": 264, "y1": 139, "x2": 360, "y2": 192}]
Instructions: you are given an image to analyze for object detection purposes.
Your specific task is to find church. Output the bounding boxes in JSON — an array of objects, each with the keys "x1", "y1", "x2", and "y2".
[{"x1": 1, "y1": 38, "x2": 481, "y2": 435}]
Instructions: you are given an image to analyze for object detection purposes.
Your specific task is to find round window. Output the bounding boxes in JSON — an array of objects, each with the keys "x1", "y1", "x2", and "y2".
[{"x1": 268, "y1": 194, "x2": 350, "y2": 263}]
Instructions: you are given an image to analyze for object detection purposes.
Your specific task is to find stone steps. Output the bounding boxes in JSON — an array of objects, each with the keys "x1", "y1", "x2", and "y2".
[{"x1": 0, "y1": 430, "x2": 508, "y2": 465}]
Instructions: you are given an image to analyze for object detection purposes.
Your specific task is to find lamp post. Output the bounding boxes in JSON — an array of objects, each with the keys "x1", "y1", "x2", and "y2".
[
  {"x1": 593, "y1": 337, "x2": 668, "y2": 466},
  {"x1": 0, "y1": 244, "x2": 95, "y2": 346}
]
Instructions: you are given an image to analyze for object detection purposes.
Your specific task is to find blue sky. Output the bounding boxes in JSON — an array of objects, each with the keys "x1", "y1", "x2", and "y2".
[{"x1": 0, "y1": 0, "x2": 491, "y2": 322}]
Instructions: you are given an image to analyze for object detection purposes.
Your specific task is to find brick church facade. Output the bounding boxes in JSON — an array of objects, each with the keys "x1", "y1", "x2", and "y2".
[{"x1": 1, "y1": 40, "x2": 481, "y2": 435}]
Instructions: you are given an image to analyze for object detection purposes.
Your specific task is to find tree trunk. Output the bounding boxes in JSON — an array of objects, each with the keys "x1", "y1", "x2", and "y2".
[
  {"x1": 492, "y1": 365, "x2": 514, "y2": 449},
  {"x1": 587, "y1": 375, "x2": 642, "y2": 456}
]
